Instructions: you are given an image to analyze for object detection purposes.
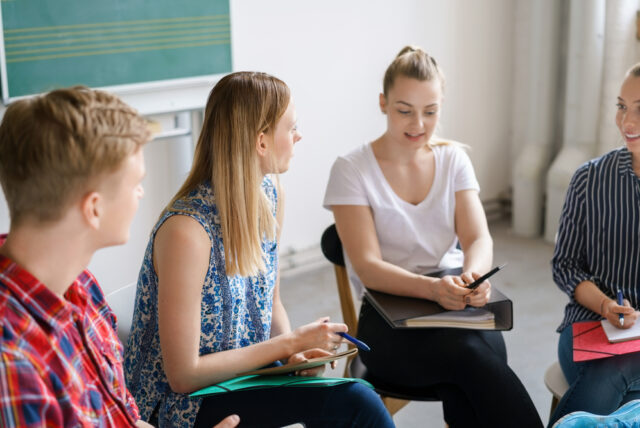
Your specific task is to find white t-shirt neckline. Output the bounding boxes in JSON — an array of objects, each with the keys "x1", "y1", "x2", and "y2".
[{"x1": 366, "y1": 142, "x2": 439, "y2": 210}]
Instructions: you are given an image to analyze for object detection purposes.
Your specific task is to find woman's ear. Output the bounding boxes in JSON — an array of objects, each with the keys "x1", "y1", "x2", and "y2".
[
  {"x1": 379, "y1": 93, "x2": 387, "y2": 114},
  {"x1": 80, "y1": 191, "x2": 101, "y2": 230},
  {"x1": 256, "y1": 131, "x2": 268, "y2": 159}
]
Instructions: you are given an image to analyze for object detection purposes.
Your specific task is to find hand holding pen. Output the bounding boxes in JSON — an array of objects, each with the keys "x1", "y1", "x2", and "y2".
[{"x1": 602, "y1": 289, "x2": 636, "y2": 329}]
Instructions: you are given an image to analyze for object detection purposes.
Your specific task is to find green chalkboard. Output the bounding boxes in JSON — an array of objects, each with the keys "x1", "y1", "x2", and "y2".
[{"x1": 0, "y1": 0, "x2": 231, "y2": 102}]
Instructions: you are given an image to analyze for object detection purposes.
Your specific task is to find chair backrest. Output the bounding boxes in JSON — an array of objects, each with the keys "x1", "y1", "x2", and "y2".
[
  {"x1": 320, "y1": 224, "x2": 358, "y2": 336},
  {"x1": 105, "y1": 282, "x2": 137, "y2": 347}
]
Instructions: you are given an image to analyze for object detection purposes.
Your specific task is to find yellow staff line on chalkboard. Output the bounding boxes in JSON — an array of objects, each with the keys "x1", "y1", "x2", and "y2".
[
  {"x1": 6, "y1": 27, "x2": 229, "y2": 48},
  {"x1": 4, "y1": 15, "x2": 229, "y2": 34},
  {"x1": 6, "y1": 39, "x2": 230, "y2": 63},
  {"x1": 7, "y1": 34, "x2": 229, "y2": 56},
  {"x1": 5, "y1": 21, "x2": 229, "y2": 41}
]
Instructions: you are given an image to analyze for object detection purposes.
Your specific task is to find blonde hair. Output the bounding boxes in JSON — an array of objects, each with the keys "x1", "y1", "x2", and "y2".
[
  {"x1": 383, "y1": 45, "x2": 445, "y2": 97},
  {"x1": 626, "y1": 63, "x2": 640, "y2": 78},
  {"x1": 168, "y1": 71, "x2": 290, "y2": 277},
  {"x1": 0, "y1": 86, "x2": 150, "y2": 226},
  {"x1": 383, "y1": 46, "x2": 460, "y2": 149}
]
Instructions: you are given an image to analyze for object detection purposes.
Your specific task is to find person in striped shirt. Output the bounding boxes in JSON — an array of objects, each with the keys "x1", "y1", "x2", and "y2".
[
  {"x1": 0, "y1": 87, "x2": 239, "y2": 428},
  {"x1": 550, "y1": 64, "x2": 640, "y2": 425}
]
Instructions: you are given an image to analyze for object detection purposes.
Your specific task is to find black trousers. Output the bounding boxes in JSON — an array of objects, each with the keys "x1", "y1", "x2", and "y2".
[{"x1": 358, "y1": 298, "x2": 543, "y2": 428}]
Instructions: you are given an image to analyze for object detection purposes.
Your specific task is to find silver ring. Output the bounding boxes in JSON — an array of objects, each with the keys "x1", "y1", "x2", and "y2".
[{"x1": 333, "y1": 345, "x2": 339, "y2": 351}]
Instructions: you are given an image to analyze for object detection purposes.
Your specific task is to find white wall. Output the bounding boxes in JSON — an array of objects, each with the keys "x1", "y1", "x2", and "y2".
[
  {"x1": 232, "y1": 0, "x2": 515, "y2": 253},
  {"x1": 0, "y1": 0, "x2": 516, "y2": 292}
]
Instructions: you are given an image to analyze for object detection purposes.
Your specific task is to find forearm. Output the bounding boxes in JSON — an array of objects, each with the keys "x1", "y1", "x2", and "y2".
[
  {"x1": 271, "y1": 299, "x2": 291, "y2": 337},
  {"x1": 574, "y1": 280, "x2": 609, "y2": 316},
  {"x1": 353, "y1": 257, "x2": 438, "y2": 300},
  {"x1": 462, "y1": 235, "x2": 493, "y2": 274},
  {"x1": 167, "y1": 332, "x2": 298, "y2": 393}
]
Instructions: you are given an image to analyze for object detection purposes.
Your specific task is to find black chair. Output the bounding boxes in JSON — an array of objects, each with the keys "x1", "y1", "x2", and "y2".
[{"x1": 320, "y1": 224, "x2": 445, "y2": 418}]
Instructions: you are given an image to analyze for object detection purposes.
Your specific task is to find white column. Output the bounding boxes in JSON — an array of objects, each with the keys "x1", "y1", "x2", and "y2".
[
  {"x1": 597, "y1": 0, "x2": 639, "y2": 155},
  {"x1": 544, "y1": 0, "x2": 605, "y2": 242},
  {"x1": 511, "y1": 0, "x2": 563, "y2": 237}
]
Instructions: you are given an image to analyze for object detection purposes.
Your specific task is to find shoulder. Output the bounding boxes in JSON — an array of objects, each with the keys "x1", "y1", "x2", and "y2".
[
  {"x1": 572, "y1": 148, "x2": 624, "y2": 184},
  {"x1": 330, "y1": 144, "x2": 372, "y2": 176},
  {"x1": 156, "y1": 214, "x2": 211, "y2": 252},
  {"x1": 80, "y1": 270, "x2": 108, "y2": 306},
  {"x1": 262, "y1": 175, "x2": 278, "y2": 206},
  {"x1": 587, "y1": 147, "x2": 627, "y2": 172},
  {"x1": 432, "y1": 140, "x2": 471, "y2": 160}
]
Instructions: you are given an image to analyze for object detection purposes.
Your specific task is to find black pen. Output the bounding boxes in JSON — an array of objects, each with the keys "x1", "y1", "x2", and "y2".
[{"x1": 465, "y1": 263, "x2": 507, "y2": 290}]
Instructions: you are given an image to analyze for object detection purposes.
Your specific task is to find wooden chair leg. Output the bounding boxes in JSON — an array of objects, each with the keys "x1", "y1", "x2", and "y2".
[
  {"x1": 549, "y1": 396, "x2": 559, "y2": 421},
  {"x1": 381, "y1": 396, "x2": 410, "y2": 416}
]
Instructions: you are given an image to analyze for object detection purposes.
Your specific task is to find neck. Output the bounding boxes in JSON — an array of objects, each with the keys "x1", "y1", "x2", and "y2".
[
  {"x1": 0, "y1": 220, "x2": 95, "y2": 297},
  {"x1": 633, "y1": 152, "x2": 640, "y2": 178},
  {"x1": 372, "y1": 134, "x2": 430, "y2": 164}
]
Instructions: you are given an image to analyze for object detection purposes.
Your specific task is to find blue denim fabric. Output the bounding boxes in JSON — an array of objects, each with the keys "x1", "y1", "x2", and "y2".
[{"x1": 549, "y1": 326, "x2": 640, "y2": 427}]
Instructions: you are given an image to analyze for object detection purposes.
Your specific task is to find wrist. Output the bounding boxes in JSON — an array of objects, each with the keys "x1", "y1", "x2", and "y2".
[
  {"x1": 419, "y1": 275, "x2": 439, "y2": 300},
  {"x1": 600, "y1": 297, "x2": 612, "y2": 317},
  {"x1": 279, "y1": 331, "x2": 297, "y2": 358}
]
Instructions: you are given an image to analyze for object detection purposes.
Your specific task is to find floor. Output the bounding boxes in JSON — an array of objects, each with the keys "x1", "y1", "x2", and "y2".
[{"x1": 279, "y1": 219, "x2": 567, "y2": 427}]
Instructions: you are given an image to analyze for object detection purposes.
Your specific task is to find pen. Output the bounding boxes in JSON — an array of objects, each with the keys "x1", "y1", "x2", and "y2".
[
  {"x1": 617, "y1": 288, "x2": 625, "y2": 327},
  {"x1": 337, "y1": 332, "x2": 371, "y2": 352},
  {"x1": 466, "y1": 263, "x2": 507, "y2": 290}
]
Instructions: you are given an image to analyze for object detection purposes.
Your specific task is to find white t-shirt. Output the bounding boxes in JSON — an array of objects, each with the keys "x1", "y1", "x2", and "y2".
[{"x1": 323, "y1": 142, "x2": 480, "y2": 296}]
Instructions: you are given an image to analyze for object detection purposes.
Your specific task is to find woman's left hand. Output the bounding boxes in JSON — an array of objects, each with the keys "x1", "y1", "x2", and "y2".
[
  {"x1": 460, "y1": 271, "x2": 492, "y2": 307},
  {"x1": 289, "y1": 348, "x2": 335, "y2": 377}
]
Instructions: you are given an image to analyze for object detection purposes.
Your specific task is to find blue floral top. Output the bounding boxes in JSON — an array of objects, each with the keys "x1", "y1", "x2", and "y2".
[{"x1": 124, "y1": 178, "x2": 279, "y2": 427}]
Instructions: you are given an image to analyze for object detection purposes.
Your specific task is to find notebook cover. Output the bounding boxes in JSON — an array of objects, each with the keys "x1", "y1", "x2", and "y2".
[
  {"x1": 573, "y1": 321, "x2": 640, "y2": 362},
  {"x1": 237, "y1": 348, "x2": 357, "y2": 376},
  {"x1": 364, "y1": 286, "x2": 513, "y2": 331}
]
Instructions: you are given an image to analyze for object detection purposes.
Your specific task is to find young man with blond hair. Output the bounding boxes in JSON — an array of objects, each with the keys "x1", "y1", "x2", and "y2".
[{"x1": 0, "y1": 87, "x2": 238, "y2": 428}]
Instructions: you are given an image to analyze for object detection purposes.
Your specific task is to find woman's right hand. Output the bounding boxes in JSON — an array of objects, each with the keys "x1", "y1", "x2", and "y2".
[
  {"x1": 602, "y1": 298, "x2": 637, "y2": 329},
  {"x1": 290, "y1": 317, "x2": 346, "y2": 354},
  {"x1": 432, "y1": 275, "x2": 470, "y2": 310}
]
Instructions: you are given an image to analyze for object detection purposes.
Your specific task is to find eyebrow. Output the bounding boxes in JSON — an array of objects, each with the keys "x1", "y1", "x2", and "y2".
[
  {"x1": 395, "y1": 101, "x2": 439, "y2": 108},
  {"x1": 618, "y1": 96, "x2": 640, "y2": 104}
]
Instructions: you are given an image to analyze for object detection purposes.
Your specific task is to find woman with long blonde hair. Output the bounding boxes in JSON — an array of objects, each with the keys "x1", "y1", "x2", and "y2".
[{"x1": 124, "y1": 72, "x2": 393, "y2": 428}]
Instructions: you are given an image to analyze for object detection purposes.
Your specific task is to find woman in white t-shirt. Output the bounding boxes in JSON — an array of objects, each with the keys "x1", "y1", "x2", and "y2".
[{"x1": 324, "y1": 46, "x2": 541, "y2": 427}]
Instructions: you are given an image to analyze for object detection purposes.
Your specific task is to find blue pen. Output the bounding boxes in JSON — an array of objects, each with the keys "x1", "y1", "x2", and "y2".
[
  {"x1": 337, "y1": 332, "x2": 371, "y2": 352},
  {"x1": 617, "y1": 288, "x2": 625, "y2": 327}
]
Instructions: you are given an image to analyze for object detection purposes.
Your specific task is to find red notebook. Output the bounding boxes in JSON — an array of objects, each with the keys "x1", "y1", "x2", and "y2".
[{"x1": 573, "y1": 321, "x2": 640, "y2": 362}]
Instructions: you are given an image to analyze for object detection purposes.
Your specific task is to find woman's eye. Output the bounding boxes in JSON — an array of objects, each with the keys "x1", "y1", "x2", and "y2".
[
  {"x1": 398, "y1": 110, "x2": 410, "y2": 115},
  {"x1": 616, "y1": 103, "x2": 626, "y2": 111},
  {"x1": 425, "y1": 111, "x2": 437, "y2": 116}
]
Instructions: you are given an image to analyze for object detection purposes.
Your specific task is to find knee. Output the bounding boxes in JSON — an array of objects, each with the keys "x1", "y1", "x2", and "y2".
[{"x1": 336, "y1": 383, "x2": 386, "y2": 413}]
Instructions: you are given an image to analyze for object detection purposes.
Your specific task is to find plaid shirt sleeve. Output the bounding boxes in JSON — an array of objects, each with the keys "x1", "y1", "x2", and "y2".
[{"x1": 0, "y1": 343, "x2": 64, "y2": 427}]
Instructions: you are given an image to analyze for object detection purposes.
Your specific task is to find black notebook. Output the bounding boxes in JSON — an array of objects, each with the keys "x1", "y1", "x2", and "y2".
[{"x1": 364, "y1": 286, "x2": 513, "y2": 331}]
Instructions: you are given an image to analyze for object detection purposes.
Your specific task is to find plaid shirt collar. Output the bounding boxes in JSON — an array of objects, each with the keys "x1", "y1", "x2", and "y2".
[{"x1": 0, "y1": 234, "x2": 89, "y2": 329}]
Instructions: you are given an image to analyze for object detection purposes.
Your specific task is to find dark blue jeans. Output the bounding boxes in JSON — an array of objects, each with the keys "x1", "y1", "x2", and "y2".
[
  {"x1": 548, "y1": 325, "x2": 640, "y2": 426},
  {"x1": 194, "y1": 381, "x2": 394, "y2": 428},
  {"x1": 357, "y1": 298, "x2": 542, "y2": 428}
]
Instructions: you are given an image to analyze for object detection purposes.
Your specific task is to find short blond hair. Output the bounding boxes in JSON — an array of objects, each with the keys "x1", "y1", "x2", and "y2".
[{"x1": 0, "y1": 86, "x2": 150, "y2": 226}]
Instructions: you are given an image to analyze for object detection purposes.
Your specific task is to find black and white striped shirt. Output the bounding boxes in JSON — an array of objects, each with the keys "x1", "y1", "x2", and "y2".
[{"x1": 552, "y1": 147, "x2": 640, "y2": 332}]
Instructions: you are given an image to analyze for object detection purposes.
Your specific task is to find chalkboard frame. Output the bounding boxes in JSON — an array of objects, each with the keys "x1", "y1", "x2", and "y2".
[{"x1": 0, "y1": 0, "x2": 232, "y2": 104}]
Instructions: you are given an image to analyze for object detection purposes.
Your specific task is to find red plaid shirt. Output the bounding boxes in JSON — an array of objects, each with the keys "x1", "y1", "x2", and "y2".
[{"x1": 0, "y1": 236, "x2": 139, "y2": 427}]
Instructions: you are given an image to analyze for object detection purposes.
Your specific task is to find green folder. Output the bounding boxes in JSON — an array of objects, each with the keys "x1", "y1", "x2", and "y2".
[{"x1": 190, "y1": 375, "x2": 373, "y2": 397}]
